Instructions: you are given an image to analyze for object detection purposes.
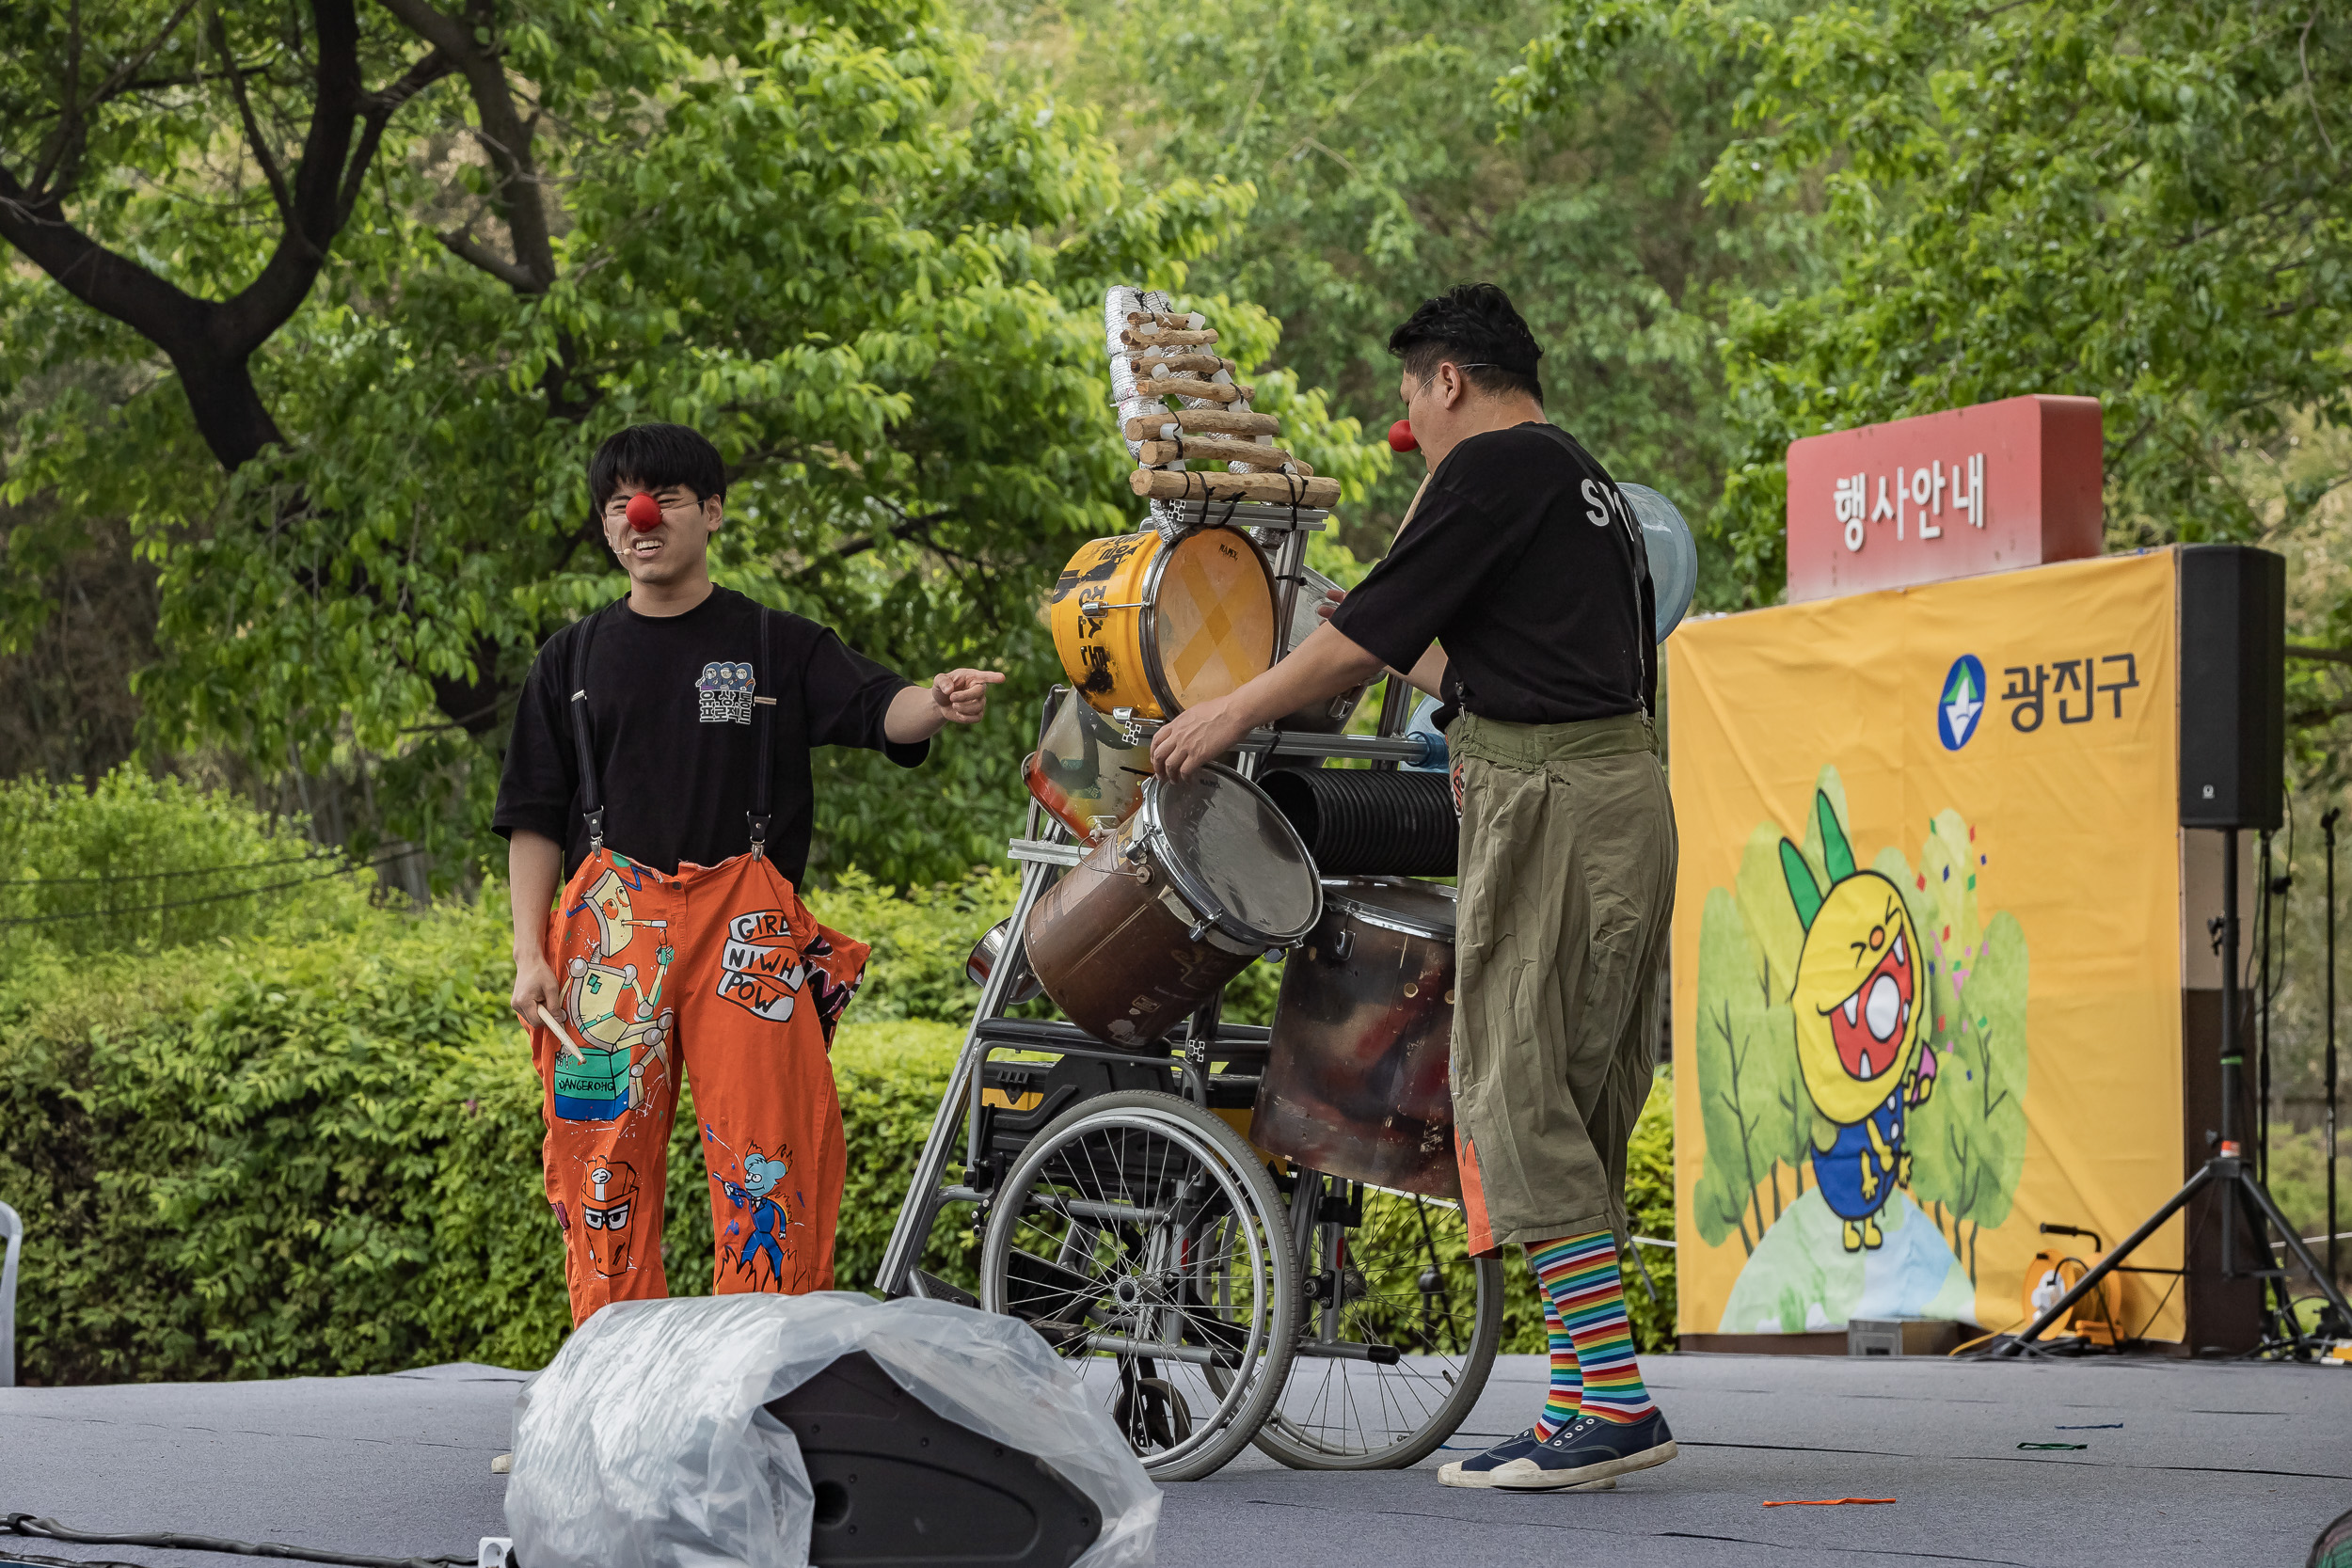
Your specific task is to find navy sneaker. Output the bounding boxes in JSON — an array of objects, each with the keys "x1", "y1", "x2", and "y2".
[
  {"x1": 1487, "y1": 1408, "x2": 1677, "y2": 1490},
  {"x1": 1438, "y1": 1428, "x2": 1617, "y2": 1491}
]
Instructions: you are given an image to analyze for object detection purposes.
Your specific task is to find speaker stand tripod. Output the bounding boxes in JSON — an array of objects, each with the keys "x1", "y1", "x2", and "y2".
[{"x1": 1997, "y1": 829, "x2": 2352, "y2": 1357}]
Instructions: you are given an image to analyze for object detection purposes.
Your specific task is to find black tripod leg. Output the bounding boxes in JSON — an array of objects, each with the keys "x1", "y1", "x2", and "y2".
[
  {"x1": 2234, "y1": 1167, "x2": 2352, "y2": 1333},
  {"x1": 1997, "y1": 1164, "x2": 2214, "y2": 1356}
]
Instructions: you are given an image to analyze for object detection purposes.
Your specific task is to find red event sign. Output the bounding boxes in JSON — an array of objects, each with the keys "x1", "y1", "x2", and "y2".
[{"x1": 1785, "y1": 393, "x2": 2104, "y2": 603}]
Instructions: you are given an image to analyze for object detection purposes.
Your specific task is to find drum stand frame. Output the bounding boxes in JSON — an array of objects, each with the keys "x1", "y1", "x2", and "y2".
[
  {"x1": 878, "y1": 504, "x2": 1432, "y2": 1299},
  {"x1": 872, "y1": 508, "x2": 1489, "y2": 1474}
]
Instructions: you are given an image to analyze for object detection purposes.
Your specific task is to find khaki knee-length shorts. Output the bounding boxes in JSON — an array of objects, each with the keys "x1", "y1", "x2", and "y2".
[{"x1": 1448, "y1": 711, "x2": 1677, "y2": 1256}]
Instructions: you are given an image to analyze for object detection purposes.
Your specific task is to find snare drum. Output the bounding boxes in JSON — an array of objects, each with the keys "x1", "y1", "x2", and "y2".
[
  {"x1": 1049, "y1": 527, "x2": 1276, "y2": 720},
  {"x1": 1252, "y1": 878, "x2": 1461, "y2": 1197},
  {"x1": 1026, "y1": 763, "x2": 1321, "y2": 1047}
]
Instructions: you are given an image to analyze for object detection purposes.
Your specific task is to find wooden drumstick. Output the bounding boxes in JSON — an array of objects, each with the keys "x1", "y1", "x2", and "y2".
[
  {"x1": 1139, "y1": 376, "x2": 1252, "y2": 404},
  {"x1": 1136, "y1": 437, "x2": 1302, "y2": 469},
  {"x1": 1130, "y1": 468, "x2": 1341, "y2": 506},
  {"x1": 537, "y1": 1004, "x2": 587, "y2": 1063},
  {"x1": 1119, "y1": 326, "x2": 1218, "y2": 349}
]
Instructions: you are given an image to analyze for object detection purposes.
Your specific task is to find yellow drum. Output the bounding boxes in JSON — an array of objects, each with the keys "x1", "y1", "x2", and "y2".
[{"x1": 1049, "y1": 527, "x2": 1277, "y2": 720}]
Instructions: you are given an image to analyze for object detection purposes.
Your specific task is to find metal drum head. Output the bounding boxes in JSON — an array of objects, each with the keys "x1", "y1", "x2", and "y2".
[
  {"x1": 1325, "y1": 875, "x2": 1457, "y2": 940},
  {"x1": 1148, "y1": 764, "x2": 1321, "y2": 947},
  {"x1": 1152, "y1": 530, "x2": 1276, "y2": 711},
  {"x1": 1620, "y1": 482, "x2": 1696, "y2": 641}
]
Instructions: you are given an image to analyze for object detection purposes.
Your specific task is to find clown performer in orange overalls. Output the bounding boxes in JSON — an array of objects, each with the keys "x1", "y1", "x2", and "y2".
[{"x1": 495, "y1": 423, "x2": 1002, "y2": 1324}]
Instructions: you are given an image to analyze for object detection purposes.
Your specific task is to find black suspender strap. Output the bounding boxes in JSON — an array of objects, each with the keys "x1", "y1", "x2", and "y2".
[
  {"x1": 1533, "y1": 423, "x2": 1657, "y2": 714},
  {"x1": 748, "y1": 606, "x2": 777, "y2": 857},
  {"x1": 567, "y1": 608, "x2": 608, "y2": 851}
]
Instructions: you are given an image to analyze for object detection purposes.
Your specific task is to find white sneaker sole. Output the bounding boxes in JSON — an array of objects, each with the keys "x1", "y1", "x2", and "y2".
[
  {"x1": 1488, "y1": 1438, "x2": 1678, "y2": 1491},
  {"x1": 1439, "y1": 1463, "x2": 1617, "y2": 1492}
]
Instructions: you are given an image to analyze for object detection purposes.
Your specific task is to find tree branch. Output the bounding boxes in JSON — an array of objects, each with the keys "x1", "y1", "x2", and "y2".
[
  {"x1": 209, "y1": 6, "x2": 301, "y2": 238},
  {"x1": 340, "y1": 47, "x2": 453, "y2": 225},
  {"x1": 213, "y1": 0, "x2": 366, "y2": 359},
  {"x1": 437, "y1": 226, "x2": 541, "y2": 291},
  {"x1": 30, "y1": 0, "x2": 205, "y2": 199},
  {"x1": 373, "y1": 0, "x2": 556, "y2": 289},
  {"x1": 0, "y1": 0, "x2": 428, "y2": 470}
]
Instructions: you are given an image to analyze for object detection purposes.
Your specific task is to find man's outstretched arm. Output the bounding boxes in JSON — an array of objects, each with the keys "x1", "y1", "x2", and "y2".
[{"x1": 884, "y1": 668, "x2": 1006, "y2": 743}]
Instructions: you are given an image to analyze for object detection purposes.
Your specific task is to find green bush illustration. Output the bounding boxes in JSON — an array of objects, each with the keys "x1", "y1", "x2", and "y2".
[{"x1": 1693, "y1": 767, "x2": 2028, "y2": 1287}]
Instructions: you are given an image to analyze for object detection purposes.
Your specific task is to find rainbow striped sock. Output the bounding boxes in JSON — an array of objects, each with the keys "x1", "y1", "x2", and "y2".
[
  {"x1": 1530, "y1": 1231, "x2": 1656, "y2": 1425},
  {"x1": 1533, "y1": 1287, "x2": 1583, "y2": 1440}
]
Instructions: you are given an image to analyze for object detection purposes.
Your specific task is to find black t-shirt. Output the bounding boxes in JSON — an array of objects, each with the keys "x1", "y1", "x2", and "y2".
[
  {"x1": 493, "y1": 587, "x2": 927, "y2": 885},
  {"x1": 1329, "y1": 421, "x2": 1654, "y2": 726}
]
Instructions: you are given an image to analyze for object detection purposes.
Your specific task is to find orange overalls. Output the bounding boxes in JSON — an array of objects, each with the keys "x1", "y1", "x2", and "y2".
[{"x1": 528, "y1": 612, "x2": 867, "y2": 1324}]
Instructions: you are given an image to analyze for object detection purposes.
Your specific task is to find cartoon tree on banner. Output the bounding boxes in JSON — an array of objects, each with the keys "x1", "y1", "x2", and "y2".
[
  {"x1": 1692, "y1": 887, "x2": 1794, "y2": 1253},
  {"x1": 1692, "y1": 822, "x2": 1813, "y2": 1254},
  {"x1": 1899, "y1": 811, "x2": 2030, "y2": 1286}
]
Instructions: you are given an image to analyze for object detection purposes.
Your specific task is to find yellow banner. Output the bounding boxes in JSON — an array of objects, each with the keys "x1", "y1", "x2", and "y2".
[{"x1": 1669, "y1": 550, "x2": 2185, "y2": 1342}]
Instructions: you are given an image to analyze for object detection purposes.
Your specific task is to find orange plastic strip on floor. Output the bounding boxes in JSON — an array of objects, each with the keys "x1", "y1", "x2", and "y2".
[{"x1": 1761, "y1": 1498, "x2": 1899, "y2": 1508}]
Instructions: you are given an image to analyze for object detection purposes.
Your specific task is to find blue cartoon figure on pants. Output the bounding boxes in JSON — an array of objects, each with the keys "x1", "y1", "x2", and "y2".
[
  {"x1": 1779, "y1": 791, "x2": 1937, "y2": 1252},
  {"x1": 720, "y1": 1144, "x2": 793, "y2": 1288}
]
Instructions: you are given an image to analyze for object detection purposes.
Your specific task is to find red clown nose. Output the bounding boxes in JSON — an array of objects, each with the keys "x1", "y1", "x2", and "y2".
[
  {"x1": 1387, "y1": 420, "x2": 1418, "y2": 453},
  {"x1": 624, "y1": 492, "x2": 663, "y2": 531}
]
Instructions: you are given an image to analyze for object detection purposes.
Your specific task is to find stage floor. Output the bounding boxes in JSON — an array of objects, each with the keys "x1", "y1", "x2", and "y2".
[{"x1": 3, "y1": 1352, "x2": 2345, "y2": 1568}]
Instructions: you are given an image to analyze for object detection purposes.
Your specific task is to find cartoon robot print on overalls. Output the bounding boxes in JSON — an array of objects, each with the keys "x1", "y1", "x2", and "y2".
[
  {"x1": 550, "y1": 863, "x2": 676, "y2": 1124},
  {"x1": 1779, "y1": 791, "x2": 1938, "y2": 1252}
]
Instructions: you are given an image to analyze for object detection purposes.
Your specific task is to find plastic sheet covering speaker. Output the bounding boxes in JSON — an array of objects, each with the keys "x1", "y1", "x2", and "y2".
[
  {"x1": 504, "y1": 1293, "x2": 1158, "y2": 1568},
  {"x1": 1620, "y1": 482, "x2": 1696, "y2": 641},
  {"x1": 1260, "y1": 768, "x2": 1458, "y2": 878}
]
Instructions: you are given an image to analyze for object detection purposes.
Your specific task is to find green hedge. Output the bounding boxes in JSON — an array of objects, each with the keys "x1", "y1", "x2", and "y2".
[{"x1": 0, "y1": 874, "x2": 1674, "y2": 1385}]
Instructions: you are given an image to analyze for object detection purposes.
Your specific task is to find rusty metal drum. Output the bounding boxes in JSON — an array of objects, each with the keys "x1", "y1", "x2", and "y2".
[
  {"x1": 1026, "y1": 763, "x2": 1321, "y2": 1048},
  {"x1": 1252, "y1": 877, "x2": 1461, "y2": 1198}
]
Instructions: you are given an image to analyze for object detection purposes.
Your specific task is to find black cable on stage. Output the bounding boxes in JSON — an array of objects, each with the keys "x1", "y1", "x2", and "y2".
[
  {"x1": 0, "y1": 849, "x2": 413, "y2": 929},
  {"x1": 2, "y1": 1516, "x2": 469, "y2": 1568}
]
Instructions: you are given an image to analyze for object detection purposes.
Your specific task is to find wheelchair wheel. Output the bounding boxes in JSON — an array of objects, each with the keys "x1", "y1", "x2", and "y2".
[
  {"x1": 978, "y1": 1089, "x2": 1299, "y2": 1481},
  {"x1": 1250, "y1": 1170, "x2": 1505, "y2": 1469}
]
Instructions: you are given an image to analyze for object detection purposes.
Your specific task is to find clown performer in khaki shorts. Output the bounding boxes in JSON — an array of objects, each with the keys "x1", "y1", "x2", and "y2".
[{"x1": 1152, "y1": 283, "x2": 1678, "y2": 1494}]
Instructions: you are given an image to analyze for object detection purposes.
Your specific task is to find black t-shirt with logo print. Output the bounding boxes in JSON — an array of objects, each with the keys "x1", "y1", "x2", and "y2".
[
  {"x1": 493, "y1": 587, "x2": 927, "y2": 886},
  {"x1": 1328, "y1": 421, "x2": 1654, "y2": 727}
]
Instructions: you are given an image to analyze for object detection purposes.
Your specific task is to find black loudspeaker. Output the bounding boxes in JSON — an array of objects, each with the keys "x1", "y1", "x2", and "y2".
[
  {"x1": 2178, "y1": 544, "x2": 2284, "y2": 831},
  {"x1": 764, "y1": 1351, "x2": 1104, "y2": 1568}
]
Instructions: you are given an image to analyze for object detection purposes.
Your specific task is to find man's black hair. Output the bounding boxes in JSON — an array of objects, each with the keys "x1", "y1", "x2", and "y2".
[
  {"x1": 1387, "y1": 283, "x2": 1544, "y2": 404},
  {"x1": 588, "y1": 423, "x2": 727, "y2": 523}
]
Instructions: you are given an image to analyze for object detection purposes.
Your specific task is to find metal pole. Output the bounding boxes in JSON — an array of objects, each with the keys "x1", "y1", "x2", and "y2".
[
  {"x1": 2222, "y1": 828, "x2": 2242, "y2": 1278},
  {"x1": 2258, "y1": 829, "x2": 2274, "y2": 1184},
  {"x1": 2327, "y1": 806, "x2": 2342, "y2": 1294}
]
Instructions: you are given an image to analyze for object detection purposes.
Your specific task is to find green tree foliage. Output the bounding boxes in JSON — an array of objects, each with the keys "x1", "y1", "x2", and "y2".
[
  {"x1": 0, "y1": 0, "x2": 1381, "y2": 885},
  {"x1": 1509, "y1": 0, "x2": 2352, "y2": 604},
  {"x1": 0, "y1": 769, "x2": 373, "y2": 958},
  {"x1": 976, "y1": 0, "x2": 1815, "y2": 573}
]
